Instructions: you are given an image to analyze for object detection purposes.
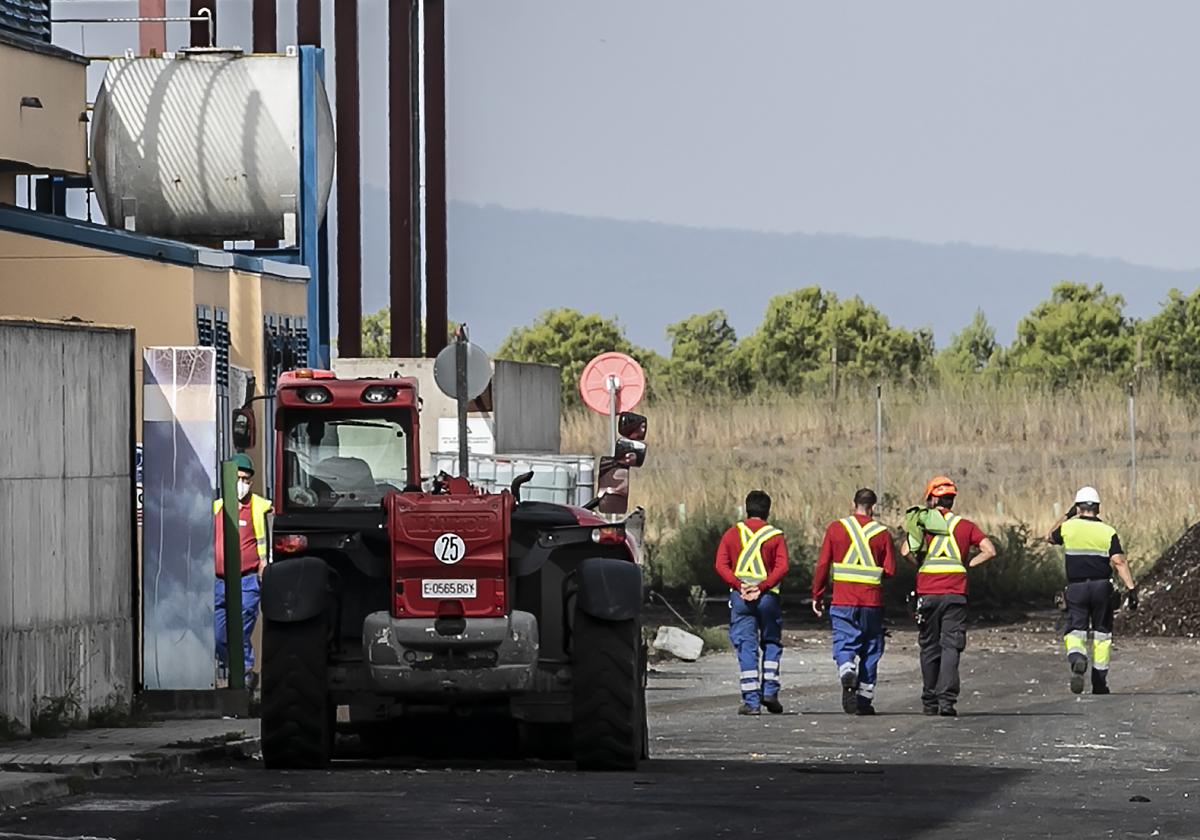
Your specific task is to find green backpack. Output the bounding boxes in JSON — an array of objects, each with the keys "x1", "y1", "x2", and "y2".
[{"x1": 904, "y1": 505, "x2": 952, "y2": 559}]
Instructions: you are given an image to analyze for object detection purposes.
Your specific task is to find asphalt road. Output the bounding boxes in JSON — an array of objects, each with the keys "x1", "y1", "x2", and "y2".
[{"x1": 2, "y1": 620, "x2": 1197, "y2": 840}]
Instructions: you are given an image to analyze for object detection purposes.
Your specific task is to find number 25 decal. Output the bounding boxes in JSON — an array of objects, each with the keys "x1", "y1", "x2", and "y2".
[{"x1": 434, "y1": 533, "x2": 466, "y2": 565}]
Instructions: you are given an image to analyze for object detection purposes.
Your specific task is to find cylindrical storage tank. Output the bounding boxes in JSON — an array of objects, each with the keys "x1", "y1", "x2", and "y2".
[{"x1": 91, "y1": 48, "x2": 334, "y2": 241}]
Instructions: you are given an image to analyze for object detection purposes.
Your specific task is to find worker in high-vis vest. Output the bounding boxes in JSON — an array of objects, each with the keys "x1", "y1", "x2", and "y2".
[
  {"x1": 1047, "y1": 486, "x2": 1137, "y2": 695},
  {"x1": 214, "y1": 453, "x2": 273, "y2": 690},
  {"x1": 812, "y1": 488, "x2": 897, "y2": 715},
  {"x1": 714, "y1": 490, "x2": 791, "y2": 715},
  {"x1": 900, "y1": 476, "x2": 997, "y2": 717}
]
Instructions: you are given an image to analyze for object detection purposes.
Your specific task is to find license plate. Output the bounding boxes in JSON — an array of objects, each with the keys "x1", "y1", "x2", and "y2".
[{"x1": 421, "y1": 579, "x2": 477, "y2": 599}]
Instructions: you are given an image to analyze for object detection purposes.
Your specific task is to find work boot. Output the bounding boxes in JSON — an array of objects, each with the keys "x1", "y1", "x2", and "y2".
[
  {"x1": 922, "y1": 705, "x2": 939, "y2": 716},
  {"x1": 1069, "y1": 657, "x2": 1088, "y2": 695},
  {"x1": 738, "y1": 703, "x2": 761, "y2": 716},
  {"x1": 938, "y1": 706, "x2": 957, "y2": 717},
  {"x1": 840, "y1": 672, "x2": 859, "y2": 715},
  {"x1": 856, "y1": 703, "x2": 876, "y2": 716},
  {"x1": 1092, "y1": 671, "x2": 1111, "y2": 695},
  {"x1": 762, "y1": 695, "x2": 783, "y2": 715}
]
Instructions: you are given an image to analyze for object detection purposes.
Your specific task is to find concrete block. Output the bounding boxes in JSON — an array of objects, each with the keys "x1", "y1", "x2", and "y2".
[{"x1": 652, "y1": 626, "x2": 704, "y2": 662}]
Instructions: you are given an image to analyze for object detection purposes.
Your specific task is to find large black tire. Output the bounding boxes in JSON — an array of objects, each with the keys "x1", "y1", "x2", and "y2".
[
  {"x1": 261, "y1": 615, "x2": 332, "y2": 769},
  {"x1": 571, "y1": 610, "x2": 645, "y2": 771}
]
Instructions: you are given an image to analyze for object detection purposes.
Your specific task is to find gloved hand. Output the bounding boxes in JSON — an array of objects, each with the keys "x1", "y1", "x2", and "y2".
[{"x1": 1126, "y1": 587, "x2": 1139, "y2": 612}]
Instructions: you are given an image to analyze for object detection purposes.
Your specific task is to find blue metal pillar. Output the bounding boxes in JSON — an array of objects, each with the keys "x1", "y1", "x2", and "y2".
[{"x1": 299, "y1": 45, "x2": 331, "y2": 368}]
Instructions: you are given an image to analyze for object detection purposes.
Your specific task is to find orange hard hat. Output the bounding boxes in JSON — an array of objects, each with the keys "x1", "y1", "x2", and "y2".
[{"x1": 924, "y1": 475, "x2": 957, "y2": 499}]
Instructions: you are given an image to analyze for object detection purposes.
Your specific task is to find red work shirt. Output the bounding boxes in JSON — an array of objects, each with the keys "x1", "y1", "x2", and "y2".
[
  {"x1": 813, "y1": 514, "x2": 897, "y2": 608},
  {"x1": 915, "y1": 508, "x2": 987, "y2": 597},
  {"x1": 714, "y1": 518, "x2": 790, "y2": 592},
  {"x1": 214, "y1": 500, "x2": 262, "y2": 577}
]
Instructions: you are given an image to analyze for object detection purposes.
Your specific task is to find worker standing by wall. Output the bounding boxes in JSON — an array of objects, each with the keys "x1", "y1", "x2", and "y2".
[
  {"x1": 1046, "y1": 486, "x2": 1138, "y2": 695},
  {"x1": 901, "y1": 476, "x2": 997, "y2": 717},
  {"x1": 214, "y1": 453, "x2": 272, "y2": 691},
  {"x1": 715, "y1": 490, "x2": 790, "y2": 716},
  {"x1": 812, "y1": 488, "x2": 897, "y2": 715}
]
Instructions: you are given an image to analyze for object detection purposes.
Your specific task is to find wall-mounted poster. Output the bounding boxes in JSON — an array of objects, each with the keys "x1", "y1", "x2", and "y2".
[{"x1": 142, "y1": 347, "x2": 217, "y2": 690}]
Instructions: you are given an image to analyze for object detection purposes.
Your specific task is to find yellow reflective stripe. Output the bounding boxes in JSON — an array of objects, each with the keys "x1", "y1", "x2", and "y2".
[
  {"x1": 1092, "y1": 634, "x2": 1113, "y2": 669},
  {"x1": 923, "y1": 515, "x2": 965, "y2": 573},
  {"x1": 1064, "y1": 630, "x2": 1088, "y2": 655},
  {"x1": 832, "y1": 564, "x2": 884, "y2": 584},
  {"x1": 734, "y1": 524, "x2": 781, "y2": 582}
]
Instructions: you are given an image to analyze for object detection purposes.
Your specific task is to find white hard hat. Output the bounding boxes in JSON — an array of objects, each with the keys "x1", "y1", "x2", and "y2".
[{"x1": 1074, "y1": 486, "x2": 1101, "y2": 506}]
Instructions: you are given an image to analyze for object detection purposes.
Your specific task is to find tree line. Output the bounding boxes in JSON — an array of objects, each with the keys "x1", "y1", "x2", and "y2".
[{"x1": 360, "y1": 283, "x2": 1200, "y2": 398}]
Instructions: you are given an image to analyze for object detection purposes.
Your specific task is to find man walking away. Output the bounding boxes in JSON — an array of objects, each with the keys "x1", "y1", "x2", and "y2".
[
  {"x1": 1047, "y1": 486, "x2": 1138, "y2": 695},
  {"x1": 715, "y1": 490, "x2": 790, "y2": 716},
  {"x1": 214, "y1": 453, "x2": 273, "y2": 691},
  {"x1": 812, "y1": 488, "x2": 897, "y2": 715},
  {"x1": 901, "y1": 476, "x2": 997, "y2": 717}
]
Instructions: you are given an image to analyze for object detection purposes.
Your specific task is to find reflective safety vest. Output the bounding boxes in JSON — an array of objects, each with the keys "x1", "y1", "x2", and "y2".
[
  {"x1": 921, "y1": 513, "x2": 966, "y2": 575},
  {"x1": 1059, "y1": 517, "x2": 1119, "y2": 581},
  {"x1": 833, "y1": 517, "x2": 889, "y2": 586},
  {"x1": 734, "y1": 522, "x2": 784, "y2": 594},
  {"x1": 214, "y1": 495, "x2": 271, "y2": 565}
]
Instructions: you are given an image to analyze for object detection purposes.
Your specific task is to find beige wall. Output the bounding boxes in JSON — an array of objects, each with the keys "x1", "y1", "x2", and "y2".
[
  {"x1": 0, "y1": 43, "x2": 87, "y2": 175},
  {"x1": 0, "y1": 176, "x2": 14, "y2": 205}
]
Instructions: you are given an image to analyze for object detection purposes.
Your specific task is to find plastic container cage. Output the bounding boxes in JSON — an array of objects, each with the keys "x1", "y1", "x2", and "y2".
[{"x1": 430, "y1": 453, "x2": 596, "y2": 508}]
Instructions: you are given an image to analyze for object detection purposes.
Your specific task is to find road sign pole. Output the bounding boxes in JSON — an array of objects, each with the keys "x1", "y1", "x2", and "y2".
[
  {"x1": 220, "y1": 459, "x2": 244, "y2": 690},
  {"x1": 456, "y1": 329, "x2": 469, "y2": 478},
  {"x1": 607, "y1": 375, "x2": 618, "y2": 456}
]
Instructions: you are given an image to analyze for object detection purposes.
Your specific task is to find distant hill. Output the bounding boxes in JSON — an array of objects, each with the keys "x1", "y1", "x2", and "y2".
[{"x1": 357, "y1": 196, "x2": 1200, "y2": 355}]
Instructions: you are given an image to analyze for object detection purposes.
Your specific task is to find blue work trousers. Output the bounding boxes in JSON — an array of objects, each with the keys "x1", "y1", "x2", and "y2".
[
  {"x1": 215, "y1": 574, "x2": 260, "y2": 677},
  {"x1": 729, "y1": 590, "x2": 783, "y2": 708},
  {"x1": 830, "y1": 605, "x2": 885, "y2": 708}
]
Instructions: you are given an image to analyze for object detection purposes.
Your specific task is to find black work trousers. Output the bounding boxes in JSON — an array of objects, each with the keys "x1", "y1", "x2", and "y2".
[{"x1": 918, "y1": 594, "x2": 968, "y2": 711}]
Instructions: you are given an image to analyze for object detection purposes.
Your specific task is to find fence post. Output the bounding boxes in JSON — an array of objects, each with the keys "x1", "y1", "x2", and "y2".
[
  {"x1": 1128, "y1": 382, "x2": 1137, "y2": 511},
  {"x1": 831, "y1": 345, "x2": 839, "y2": 400},
  {"x1": 875, "y1": 383, "x2": 884, "y2": 503}
]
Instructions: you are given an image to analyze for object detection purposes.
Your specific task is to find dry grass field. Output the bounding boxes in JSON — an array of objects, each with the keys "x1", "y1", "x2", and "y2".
[{"x1": 563, "y1": 383, "x2": 1200, "y2": 575}]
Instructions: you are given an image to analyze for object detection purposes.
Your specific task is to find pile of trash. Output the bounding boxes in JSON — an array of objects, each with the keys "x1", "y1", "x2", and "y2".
[{"x1": 1117, "y1": 522, "x2": 1200, "y2": 638}]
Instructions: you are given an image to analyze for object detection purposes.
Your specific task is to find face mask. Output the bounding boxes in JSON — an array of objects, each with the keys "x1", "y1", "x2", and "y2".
[{"x1": 237, "y1": 479, "x2": 251, "y2": 500}]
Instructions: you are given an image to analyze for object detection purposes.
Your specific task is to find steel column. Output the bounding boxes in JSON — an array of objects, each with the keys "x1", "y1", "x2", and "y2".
[
  {"x1": 299, "y1": 45, "x2": 330, "y2": 367},
  {"x1": 298, "y1": 0, "x2": 322, "y2": 46},
  {"x1": 423, "y1": 0, "x2": 448, "y2": 359},
  {"x1": 189, "y1": 0, "x2": 212, "y2": 47},
  {"x1": 252, "y1": 0, "x2": 276, "y2": 52},
  {"x1": 138, "y1": 0, "x2": 166, "y2": 55},
  {"x1": 389, "y1": 0, "x2": 417, "y2": 357},
  {"x1": 334, "y1": 0, "x2": 361, "y2": 358}
]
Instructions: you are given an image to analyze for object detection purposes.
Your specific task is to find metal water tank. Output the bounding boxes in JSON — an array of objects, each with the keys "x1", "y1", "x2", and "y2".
[{"x1": 91, "y1": 48, "x2": 334, "y2": 241}]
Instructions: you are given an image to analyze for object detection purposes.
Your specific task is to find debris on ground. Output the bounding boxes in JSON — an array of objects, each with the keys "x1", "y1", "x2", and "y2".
[
  {"x1": 1117, "y1": 522, "x2": 1200, "y2": 638},
  {"x1": 652, "y1": 626, "x2": 704, "y2": 661}
]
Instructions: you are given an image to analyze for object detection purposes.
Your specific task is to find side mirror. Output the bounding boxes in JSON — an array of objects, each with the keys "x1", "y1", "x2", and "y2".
[
  {"x1": 232, "y1": 407, "x2": 256, "y2": 450},
  {"x1": 614, "y1": 438, "x2": 646, "y2": 468},
  {"x1": 617, "y1": 411, "x2": 646, "y2": 441},
  {"x1": 596, "y1": 456, "x2": 630, "y2": 515}
]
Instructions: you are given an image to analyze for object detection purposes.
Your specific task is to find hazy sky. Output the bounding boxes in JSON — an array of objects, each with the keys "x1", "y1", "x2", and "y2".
[{"x1": 50, "y1": 1, "x2": 1200, "y2": 327}]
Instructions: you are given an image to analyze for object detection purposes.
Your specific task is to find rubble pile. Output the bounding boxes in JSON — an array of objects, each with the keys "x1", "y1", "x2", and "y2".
[{"x1": 1117, "y1": 523, "x2": 1200, "y2": 638}]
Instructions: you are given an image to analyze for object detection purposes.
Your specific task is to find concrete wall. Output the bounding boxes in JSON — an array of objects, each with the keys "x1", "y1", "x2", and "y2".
[
  {"x1": 0, "y1": 319, "x2": 134, "y2": 727},
  {"x1": 331, "y1": 357, "x2": 563, "y2": 472},
  {"x1": 493, "y1": 360, "x2": 561, "y2": 454},
  {"x1": 0, "y1": 41, "x2": 88, "y2": 176}
]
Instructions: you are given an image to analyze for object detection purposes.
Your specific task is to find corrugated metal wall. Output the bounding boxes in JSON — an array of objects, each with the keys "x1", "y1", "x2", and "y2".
[
  {"x1": 0, "y1": 319, "x2": 134, "y2": 728},
  {"x1": 493, "y1": 360, "x2": 562, "y2": 455}
]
